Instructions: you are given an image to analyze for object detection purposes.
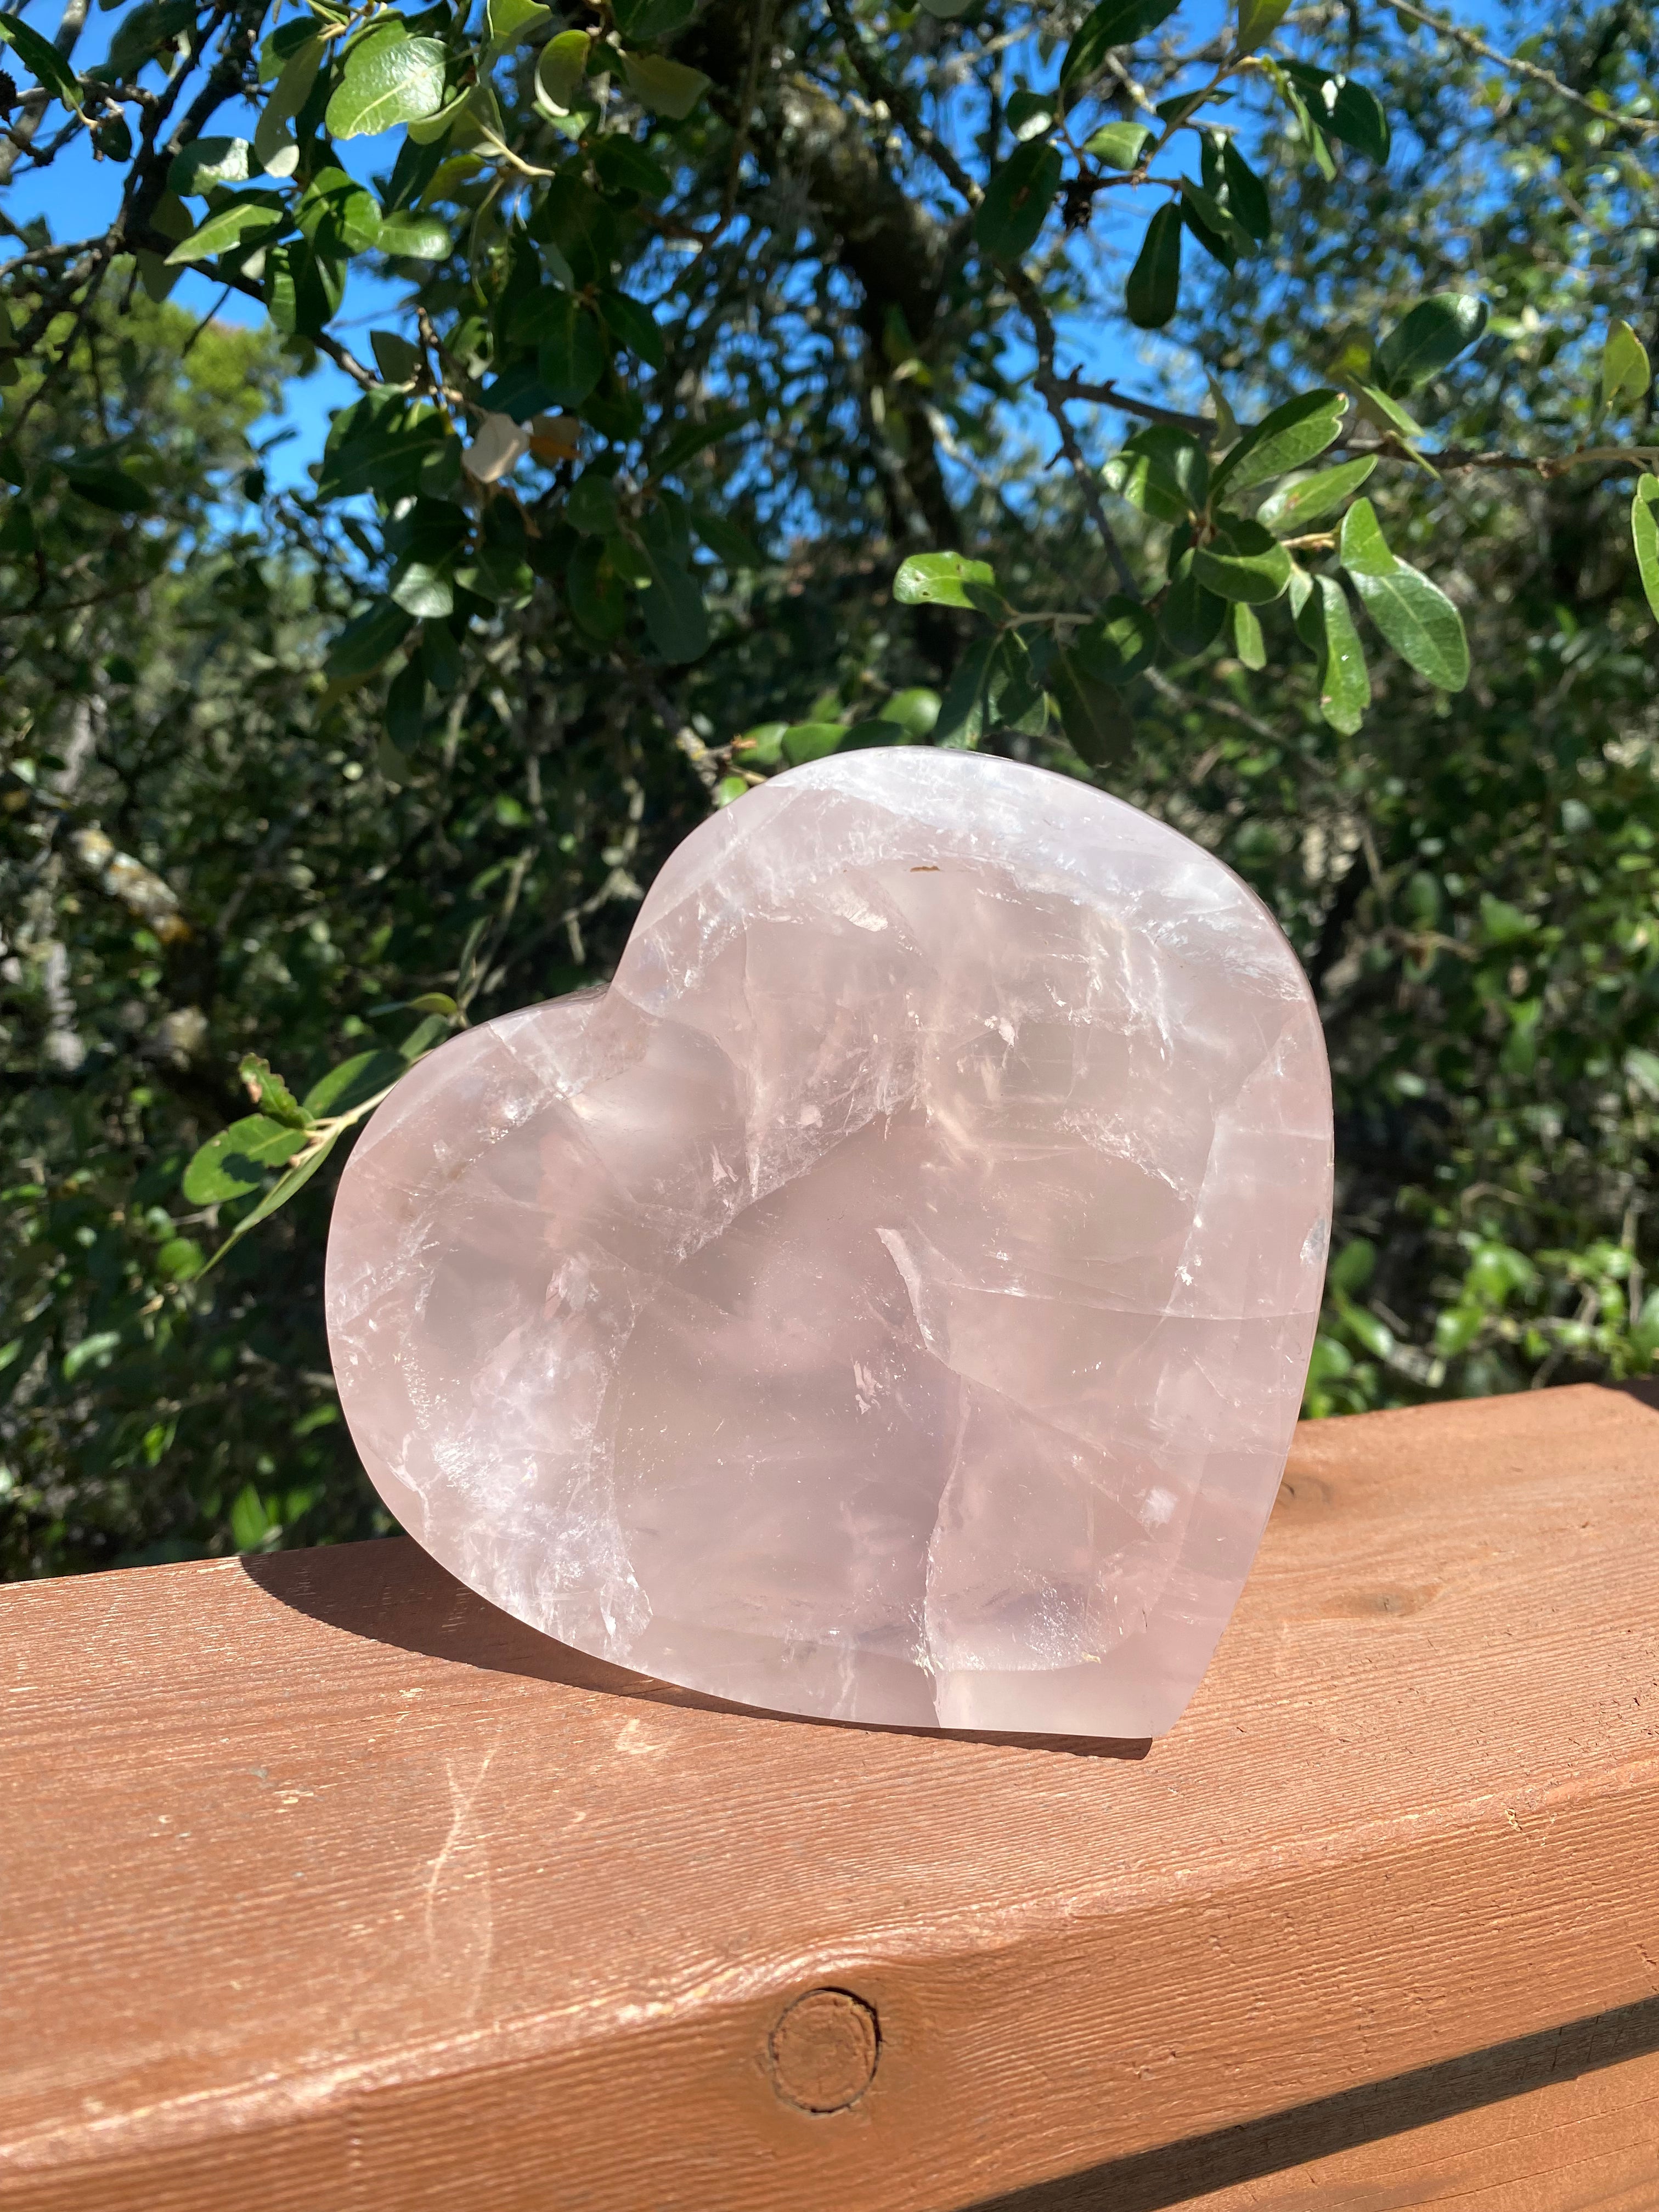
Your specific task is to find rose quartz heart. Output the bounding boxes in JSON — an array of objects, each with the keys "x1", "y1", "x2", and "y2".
[{"x1": 326, "y1": 751, "x2": 1331, "y2": 1737}]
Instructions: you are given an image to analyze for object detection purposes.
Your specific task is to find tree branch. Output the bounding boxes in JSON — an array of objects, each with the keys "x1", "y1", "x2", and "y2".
[{"x1": 1388, "y1": 0, "x2": 1659, "y2": 139}]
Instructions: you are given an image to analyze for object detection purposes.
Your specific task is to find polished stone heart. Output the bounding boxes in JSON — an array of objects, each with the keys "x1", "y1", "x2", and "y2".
[{"x1": 326, "y1": 751, "x2": 1331, "y2": 1738}]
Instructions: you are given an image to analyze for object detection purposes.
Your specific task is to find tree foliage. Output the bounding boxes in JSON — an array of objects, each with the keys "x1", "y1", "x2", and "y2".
[{"x1": 3, "y1": 0, "x2": 1659, "y2": 1571}]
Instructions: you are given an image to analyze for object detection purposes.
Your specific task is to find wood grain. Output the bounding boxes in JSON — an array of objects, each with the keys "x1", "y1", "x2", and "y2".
[{"x1": 3, "y1": 1384, "x2": 1658, "y2": 2211}]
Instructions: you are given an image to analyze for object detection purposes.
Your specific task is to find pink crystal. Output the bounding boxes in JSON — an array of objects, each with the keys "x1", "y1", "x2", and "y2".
[{"x1": 326, "y1": 751, "x2": 1332, "y2": 1738}]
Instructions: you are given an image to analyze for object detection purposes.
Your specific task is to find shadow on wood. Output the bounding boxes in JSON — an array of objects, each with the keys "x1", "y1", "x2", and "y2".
[
  {"x1": 239, "y1": 1538, "x2": 1154, "y2": 1759},
  {"x1": 971, "y1": 1992, "x2": 1659, "y2": 2209}
]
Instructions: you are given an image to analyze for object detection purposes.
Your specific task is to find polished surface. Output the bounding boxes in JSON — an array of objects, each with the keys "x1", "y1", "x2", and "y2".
[{"x1": 326, "y1": 751, "x2": 1332, "y2": 1735}]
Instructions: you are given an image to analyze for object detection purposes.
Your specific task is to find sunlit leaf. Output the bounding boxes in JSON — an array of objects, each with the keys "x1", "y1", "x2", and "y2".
[
  {"x1": 894, "y1": 551, "x2": 1001, "y2": 611},
  {"x1": 325, "y1": 29, "x2": 447, "y2": 140},
  {"x1": 181, "y1": 1115, "x2": 307, "y2": 1204},
  {"x1": 1631, "y1": 476, "x2": 1659, "y2": 621}
]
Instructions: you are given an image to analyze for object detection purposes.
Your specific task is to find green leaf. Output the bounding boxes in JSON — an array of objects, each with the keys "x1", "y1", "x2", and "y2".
[
  {"x1": 689, "y1": 501, "x2": 763, "y2": 569},
  {"x1": 781, "y1": 722, "x2": 849, "y2": 766},
  {"x1": 1631, "y1": 476, "x2": 1659, "y2": 621},
  {"x1": 1193, "y1": 516, "x2": 1292, "y2": 602},
  {"x1": 1235, "y1": 0, "x2": 1292, "y2": 55},
  {"x1": 230, "y1": 1483, "x2": 272, "y2": 1551},
  {"x1": 1293, "y1": 573, "x2": 1370, "y2": 732},
  {"x1": 533, "y1": 294, "x2": 606, "y2": 406},
  {"x1": 486, "y1": 0, "x2": 552, "y2": 50},
  {"x1": 1375, "y1": 294, "x2": 1487, "y2": 394},
  {"x1": 1255, "y1": 455, "x2": 1377, "y2": 534},
  {"x1": 0, "y1": 7, "x2": 80, "y2": 104},
  {"x1": 1336, "y1": 1294, "x2": 1393, "y2": 1361},
  {"x1": 325, "y1": 29, "x2": 447, "y2": 140},
  {"x1": 391, "y1": 561, "x2": 455, "y2": 619},
  {"x1": 1049, "y1": 648, "x2": 1128, "y2": 766},
  {"x1": 386, "y1": 658, "x2": 427, "y2": 751},
  {"x1": 636, "y1": 541, "x2": 710, "y2": 662},
  {"x1": 1220, "y1": 138, "x2": 1272, "y2": 240},
  {"x1": 599, "y1": 289, "x2": 665, "y2": 369},
  {"x1": 404, "y1": 83, "x2": 478, "y2": 144},
  {"x1": 1060, "y1": 0, "x2": 1181, "y2": 88},
  {"x1": 1160, "y1": 558, "x2": 1227, "y2": 657},
  {"x1": 1339, "y1": 500, "x2": 1469, "y2": 689},
  {"x1": 298, "y1": 168, "x2": 383, "y2": 254},
  {"x1": 1231, "y1": 598, "x2": 1266, "y2": 668},
  {"x1": 894, "y1": 550, "x2": 1001, "y2": 611},
  {"x1": 1356, "y1": 382, "x2": 1424, "y2": 442},
  {"x1": 181, "y1": 1115, "x2": 308, "y2": 1204},
  {"x1": 266, "y1": 239, "x2": 346, "y2": 342},
  {"x1": 302, "y1": 1051, "x2": 405, "y2": 1118},
  {"x1": 933, "y1": 634, "x2": 1000, "y2": 747},
  {"x1": 1006, "y1": 90, "x2": 1057, "y2": 140},
  {"x1": 1125, "y1": 202, "x2": 1182, "y2": 329},
  {"x1": 1071, "y1": 596, "x2": 1158, "y2": 680},
  {"x1": 371, "y1": 329, "x2": 422, "y2": 384},
  {"x1": 254, "y1": 36, "x2": 325, "y2": 176},
  {"x1": 238, "y1": 1054, "x2": 312, "y2": 1128},
  {"x1": 101, "y1": 0, "x2": 192, "y2": 80},
  {"x1": 325, "y1": 597, "x2": 415, "y2": 681},
  {"x1": 1283, "y1": 63, "x2": 1390, "y2": 162},
  {"x1": 592, "y1": 137, "x2": 673, "y2": 200},
  {"x1": 613, "y1": 0, "x2": 696, "y2": 36},
  {"x1": 155, "y1": 1236, "x2": 205, "y2": 1283},
  {"x1": 619, "y1": 50, "x2": 709, "y2": 118},
  {"x1": 165, "y1": 193, "x2": 286, "y2": 266},
  {"x1": 167, "y1": 137, "x2": 250, "y2": 197},
  {"x1": 63, "y1": 1331, "x2": 122, "y2": 1382},
  {"x1": 974, "y1": 139, "x2": 1063, "y2": 261},
  {"x1": 880, "y1": 687, "x2": 941, "y2": 738},
  {"x1": 567, "y1": 471, "x2": 620, "y2": 536},
  {"x1": 1476, "y1": 894, "x2": 1534, "y2": 947},
  {"x1": 257, "y1": 18, "x2": 317, "y2": 83},
  {"x1": 1103, "y1": 425, "x2": 1209, "y2": 522},
  {"x1": 1327, "y1": 78, "x2": 1390, "y2": 163},
  {"x1": 535, "y1": 28, "x2": 590, "y2": 110},
  {"x1": 1212, "y1": 388, "x2": 1345, "y2": 499},
  {"x1": 61, "y1": 462, "x2": 154, "y2": 515},
  {"x1": 318, "y1": 396, "x2": 453, "y2": 503},
  {"x1": 1603, "y1": 318, "x2": 1652, "y2": 409},
  {"x1": 1336, "y1": 495, "x2": 1392, "y2": 576},
  {"x1": 1181, "y1": 182, "x2": 1252, "y2": 268},
  {"x1": 1082, "y1": 121, "x2": 1152, "y2": 168},
  {"x1": 1327, "y1": 1237, "x2": 1375, "y2": 1294},
  {"x1": 204, "y1": 1130, "x2": 341, "y2": 1274},
  {"x1": 652, "y1": 408, "x2": 748, "y2": 479},
  {"x1": 989, "y1": 631, "x2": 1048, "y2": 735},
  {"x1": 367, "y1": 207, "x2": 442, "y2": 260},
  {"x1": 455, "y1": 543, "x2": 534, "y2": 606},
  {"x1": 568, "y1": 539, "x2": 628, "y2": 639}
]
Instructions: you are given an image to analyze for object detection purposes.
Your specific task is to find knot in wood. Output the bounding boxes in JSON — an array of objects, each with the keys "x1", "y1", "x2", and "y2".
[{"x1": 768, "y1": 1988, "x2": 879, "y2": 2112}]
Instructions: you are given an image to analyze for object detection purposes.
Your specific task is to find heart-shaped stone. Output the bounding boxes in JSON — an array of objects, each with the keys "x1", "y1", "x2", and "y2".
[{"x1": 327, "y1": 751, "x2": 1331, "y2": 1738}]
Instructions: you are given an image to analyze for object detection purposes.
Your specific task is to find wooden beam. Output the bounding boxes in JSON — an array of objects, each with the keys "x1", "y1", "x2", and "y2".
[{"x1": 3, "y1": 1384, "x2": 1658, "y2": 2210}]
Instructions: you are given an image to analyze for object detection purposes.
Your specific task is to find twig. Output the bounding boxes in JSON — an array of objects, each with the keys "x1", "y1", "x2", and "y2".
[
  {"x1": 821, "y1": 0, "x2": 980, "y2": 206},
  {"x1": 1387, "y1": 0, "x2": 1659, "y2": 139},
  {"x1": 822, "y1": 0, "x2": 1140, "y2": 594},
  {"x1": 179, "y1": 282, "x2": 233, "y2": 359},
  {"x1": 1053, "y1": 375, "x2": 1213, "y2": 437},
  {"x1": 721, "y1": 0, "x2": 772, "y2": 229},
  {"x1": 1003, "y1": 266, "x2": 1143, "y2": 597}
]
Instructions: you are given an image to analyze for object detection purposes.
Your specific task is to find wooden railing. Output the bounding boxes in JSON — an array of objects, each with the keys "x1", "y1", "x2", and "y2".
[{"x1": 4, "y1": 1383, "x2": 1658, "y2": 2210}]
